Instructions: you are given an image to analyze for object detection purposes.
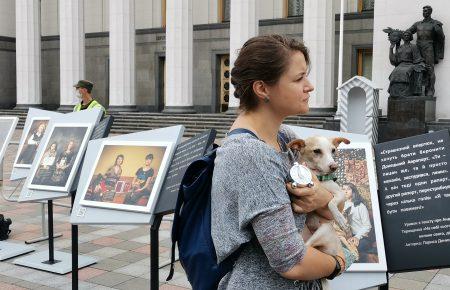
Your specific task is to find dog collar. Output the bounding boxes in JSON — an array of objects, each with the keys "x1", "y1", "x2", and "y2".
[{"x1": 316, "y1": 174, "x2": 337, "y2": 182}]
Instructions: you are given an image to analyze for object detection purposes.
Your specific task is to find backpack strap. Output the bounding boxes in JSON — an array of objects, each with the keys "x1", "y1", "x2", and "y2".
[{"x1": 227, "y1": 128, "x2": 259, "y2": 139}]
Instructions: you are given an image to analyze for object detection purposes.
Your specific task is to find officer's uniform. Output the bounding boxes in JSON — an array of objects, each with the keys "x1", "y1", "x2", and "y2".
[{"x1": 73, "y1": 80, "x2": 106, "y2": 116}]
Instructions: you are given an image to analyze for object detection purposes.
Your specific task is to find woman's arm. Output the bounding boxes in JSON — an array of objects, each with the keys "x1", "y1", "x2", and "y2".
[
  {"x1": 354, "y1": 204, "x2": 372, "y2": 239},
  {"x1": 252, "y1": 204, "x2": 344, "y2": 281}
]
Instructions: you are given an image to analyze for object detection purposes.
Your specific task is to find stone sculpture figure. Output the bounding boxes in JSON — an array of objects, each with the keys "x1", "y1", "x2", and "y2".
[
  {"x1": 386, "y1": 30, "x2": 427, "y2": 97},
  {"x1": 407, "y1": 5, "x2": 445, "y2": 97}
]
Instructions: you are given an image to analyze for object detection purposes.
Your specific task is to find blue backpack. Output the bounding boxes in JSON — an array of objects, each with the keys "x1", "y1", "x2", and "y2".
[
  {"x1": 166, "y1": 129, "x2": 258, "y2": 290},
  {"x1": 167, "y1": 128, "x2": 288, "y2": 290}
]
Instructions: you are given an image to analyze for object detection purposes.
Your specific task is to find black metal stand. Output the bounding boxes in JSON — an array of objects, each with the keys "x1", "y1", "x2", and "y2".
[
  {"x1": 150, "y1": 214, "x2": 163, "y2": 290},
  {"x1": 71, "y1": 193, "x2": 78, "y2": 290},
  {"x1": 42, "y1": 200, "x2": 60, "y2": 265}
]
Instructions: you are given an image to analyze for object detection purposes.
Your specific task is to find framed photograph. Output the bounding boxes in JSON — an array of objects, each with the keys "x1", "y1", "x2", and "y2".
[
  {"x1": 14, "y1": 117, "x2": 50, "y2": 168},
  {"x1": 79, "y1": 140, "x2": 173, "y2": 213},
  {"x1": 334, "y1": 141, "x2": 387, "y2": 272},
  {"x1": 0, "y1": 117, "x2": 18, "y2": 162},
  {"x1": 28, "y1": 123, "x2": 93, "y2": 192}
]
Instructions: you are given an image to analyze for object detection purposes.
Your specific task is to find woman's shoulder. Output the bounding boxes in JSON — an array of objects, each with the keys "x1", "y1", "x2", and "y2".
[{"x1": 279, "y1": 124, "x2": 298, "y2": 143}]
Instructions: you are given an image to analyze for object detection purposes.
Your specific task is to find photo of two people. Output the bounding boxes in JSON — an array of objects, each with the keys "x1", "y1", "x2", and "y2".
[{"x1": 79, "y1": 141, "x2": 171, "y2": 213}]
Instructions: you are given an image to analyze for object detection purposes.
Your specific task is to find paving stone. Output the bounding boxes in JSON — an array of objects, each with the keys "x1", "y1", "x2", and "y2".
[
  {"x1": 395, "y1": 270, "x2": 437, "y2": 283},
  {"x1": 389, "y1": 277, "x2": 428, "y2": 290},
  {"x1": 425, "y1": 283, "x2": 450, "y2": 290},
  {"x1": 111, "y1": 251, "x2": 148, "y2": 263},
  {"x1": 114, "y1": 263, "x2": 150, "y2": 277},
  {"x1": 86, "y1": 272, "x2": 134, "y2": 287},
  {"x1": 88, "y1": 247, "x2": 127, "y2": 258},
  {"x1": 430, "y1": 274, "x2": 450, "y2": 287},
  {"x1": 14, "y1": 280, "x2": 45, "y2": 289},
  {"x1": 91, "y1": 258, "x2": 129, "y2": 271},
  {"x1": 115, "y1": 277, "x2": 151, "y2": 290},
  {"x1": 113, "y1": 241, "x2": 146, "y2": 250},
  {"x1": 438, "y1": 268, "x2": 450, "y2": 276}
]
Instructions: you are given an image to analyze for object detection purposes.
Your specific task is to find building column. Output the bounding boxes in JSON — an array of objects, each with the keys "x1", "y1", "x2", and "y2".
[
  {"x1": 109, "y1": 0, "x2": 136, "y2": 111},
  {"x1": 227, "y1": 0, "x2": 259, "y2": 113},
  {"x1": 303, "y1": 0, "x2": 335, "y2": 110},
  {"x1": 59, "y1": 0, "x2": 84, "y2": 109},
  {"x1": 163, "y1": 0, "x2": 195, "y2": 113},
  {"x1": 15, "y1": 0, "x2": 42, "y2": 108}
]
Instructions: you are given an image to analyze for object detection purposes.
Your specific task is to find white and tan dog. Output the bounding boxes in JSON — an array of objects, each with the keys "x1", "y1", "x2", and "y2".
[{"x1": 288, "y1": 136, "x2": 351, "y2": 256}]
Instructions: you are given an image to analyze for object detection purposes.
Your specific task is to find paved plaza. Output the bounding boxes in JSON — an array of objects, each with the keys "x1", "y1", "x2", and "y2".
[{"x1": 0, "y1": 130, "x2": 448, "y2": 290}]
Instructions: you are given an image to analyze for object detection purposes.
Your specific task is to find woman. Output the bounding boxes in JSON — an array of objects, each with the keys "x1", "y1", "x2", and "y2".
[
  {"x1": 36, "y1": 142, "x2": 57, "y2": 183},
  {"x1": 18, "y1": 122, "x2": 46, "y2": 164},
  {"x1": 343, "y1": 183, "x2": 372, "y2": 259},
  {"x1": 124, "y1": 154, "x2": 154, "y2": 205},
  {"x1": 211, "y1": 35, "x2": 354, "y2": 289},
  {"x1": 388, "y1": 30, "x2": 427, "y2": 97},
  {"x1": 51, "y1": 140, "x2": 76, "y2": 186},
  {"x1": 104, "y1": 154, "x2": 124, "y2": 188}
]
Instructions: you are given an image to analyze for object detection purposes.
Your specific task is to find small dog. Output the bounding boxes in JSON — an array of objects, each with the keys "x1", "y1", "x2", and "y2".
[{"x1": 288, "y1": 136, "x2": 351, "y2": 256}]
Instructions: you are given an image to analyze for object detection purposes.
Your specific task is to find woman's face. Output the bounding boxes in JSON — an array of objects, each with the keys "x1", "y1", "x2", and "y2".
[
  {"x1": 343, "y1": 185, "x2": 352, "y2": 200},
  {"x1": 116, "y1": 156, "x2": 124, "y2": 165},
  {"x1": 38, "y1": 124, "x2": 46, "y2": 133},
  {"x1": 50, "y1": 143, "x2": 56, "y2": 151},
  {"x1": 145, "y1": 158, "x2": 153, "y2": 166},
  {"x1": 266, "y1": 51, "x2": 314, "y2": 117}
]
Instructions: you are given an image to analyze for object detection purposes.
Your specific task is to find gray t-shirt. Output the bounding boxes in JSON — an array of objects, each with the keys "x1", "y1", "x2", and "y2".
[{"x1": 211, "y1": 125, "x2": 322, "y2": 289}]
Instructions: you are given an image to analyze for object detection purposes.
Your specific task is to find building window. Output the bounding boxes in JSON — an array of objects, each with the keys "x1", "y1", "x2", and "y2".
[
  {"x1": 358, "y1": 0, "x2": 375, "y2": 12},
  {"x1": 357, "y1": 48, "x2": 373, "y2": 79},
  {"x1": 285, "y1": 0, "x2": 304, "y2": 17},
  {"x1": 219, "y1": 0, "x2": 230, "y2": 23}
]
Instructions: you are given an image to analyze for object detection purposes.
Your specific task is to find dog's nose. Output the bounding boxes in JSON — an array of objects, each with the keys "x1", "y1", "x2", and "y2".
[{"x1": 329, "y1": 164, "x2": 338, "y2": 172}]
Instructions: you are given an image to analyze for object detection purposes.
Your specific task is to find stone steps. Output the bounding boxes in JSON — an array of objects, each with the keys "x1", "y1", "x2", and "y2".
[{"x1": 0, "y1": 109, "x2": 331, "y2": 138}]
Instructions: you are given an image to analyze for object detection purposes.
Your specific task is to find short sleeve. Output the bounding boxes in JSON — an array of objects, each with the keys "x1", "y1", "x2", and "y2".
[{"x1": 219, "y1": 137, "x2": 292, "y2": 229}]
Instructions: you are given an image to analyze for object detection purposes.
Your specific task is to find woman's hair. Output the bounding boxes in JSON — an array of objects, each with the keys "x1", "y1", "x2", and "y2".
[
  {"x1": 115, "y1": 154, "x2": 124, "y2": 165},
  {"x1": 344, "y1": 183, "x2": 366, "y2": 207},
  {"x1": 49, "y1": 142, "x2": 57, "y2": 152},
  {"x1": 231, "y1": 34, "x2": 310, "y2": 111},
  {"x1": 145, "y1": 153, "x2": 154, "y2": 160}
]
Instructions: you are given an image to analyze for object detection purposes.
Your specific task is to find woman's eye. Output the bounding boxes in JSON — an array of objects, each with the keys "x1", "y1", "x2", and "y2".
[{"x1": 313, "y1": 149, "x2": 321, "y2": 154}]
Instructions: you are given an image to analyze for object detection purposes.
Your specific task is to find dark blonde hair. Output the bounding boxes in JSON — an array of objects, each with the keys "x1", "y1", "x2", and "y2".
[{"x1": 231, "y1": 34, "x2": 310, "y2": 111}]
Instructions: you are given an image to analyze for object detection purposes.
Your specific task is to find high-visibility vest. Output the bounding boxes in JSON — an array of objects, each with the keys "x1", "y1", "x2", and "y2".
[{"x1": 73, "y1": 99, "x2": 106, "y2": 115}]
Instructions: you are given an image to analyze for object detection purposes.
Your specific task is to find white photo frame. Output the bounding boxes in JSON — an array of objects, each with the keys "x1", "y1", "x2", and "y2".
[
  {"x1": 0, "y1": 117, "x2": 19, "y2": 162},
  {"x1": 337, "y1": 141, "x2": 387, "y2": 272},
  {"x1": 79, "y1": 140, "x2": 174, "y2": 213},
  {"x1": 27, "y1": 123, "x2": 93, "y2": 192},
  {"x1": 13, "y1": 117, "x2": 50, "y2": 168}
]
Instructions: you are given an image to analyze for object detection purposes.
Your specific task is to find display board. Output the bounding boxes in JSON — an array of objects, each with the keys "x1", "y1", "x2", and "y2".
[
  {"x1": 11, "y1": 109, "x2": 62, "y2": 180},
  {"x1": 374, "y1": 130, "x2": 450, "y2": 272},
  {"x1": 17, "y1": 108, "x2": 102, "y2": 202},
  {"x1": 288, "y1": 126, "x2": 387, "y2": 290},
  {"x1": 70, "y1": 125, "x2": 184, "y2": 225},
  {"x1": 0, "y1": 117, "x2": 18, "y2": 162}
]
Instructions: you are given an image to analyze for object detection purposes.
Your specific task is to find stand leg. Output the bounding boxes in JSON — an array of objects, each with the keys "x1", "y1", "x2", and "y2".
[
  {"x1": 43, "y1": 200, "x2": 60, "y2": 265},
  {"x1": 151, "y1": 215, "x2": 163, "y2": 290},
  {"x1": 71, "y1": 194, "x2": 78, "y2": 290}
]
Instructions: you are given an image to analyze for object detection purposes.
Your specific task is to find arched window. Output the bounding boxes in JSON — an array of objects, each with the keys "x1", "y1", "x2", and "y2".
[{"x1": 286, "y1": 0, "x2": 304, "y2": 17}]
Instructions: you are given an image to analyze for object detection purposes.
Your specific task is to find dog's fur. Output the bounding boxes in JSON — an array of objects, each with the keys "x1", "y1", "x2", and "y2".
[{"x1": 288, "y1": 136, "x2": 351, "y2": 257}]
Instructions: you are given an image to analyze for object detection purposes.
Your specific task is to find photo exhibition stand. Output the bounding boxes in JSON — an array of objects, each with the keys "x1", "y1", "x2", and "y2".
[
  {"x1": 288, "y1": 126, "x2": 388, "y2": 290},
  {"x1": 13, "y1": 109, "x2": 103, "y2": 274},
  {"x1": 70, "y1": 126, "x2": 216, "y2": 290},
  {"x1": 0, "y1": 116, "x2": 35, "y2": 260},
  {"x1": 10, "y1": 108, "x2": 64, "y2": 245}
]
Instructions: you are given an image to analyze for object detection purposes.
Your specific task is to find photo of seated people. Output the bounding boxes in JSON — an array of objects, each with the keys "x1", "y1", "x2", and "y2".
[{"x1": 83, "y1": 144, "x2": 167, "y2": 208}]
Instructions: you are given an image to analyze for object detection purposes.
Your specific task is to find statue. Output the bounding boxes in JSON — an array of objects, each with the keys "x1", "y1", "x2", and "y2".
[
  {"x1": 384, "y1": 29, "x2": 427, "y2": 97},
  {"x1": 407, "y1": 5, "x2": 445, "y2": 96}
]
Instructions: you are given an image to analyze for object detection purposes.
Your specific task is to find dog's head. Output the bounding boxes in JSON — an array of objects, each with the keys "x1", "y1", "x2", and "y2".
[{"x1": 288, "y1": 136, "x2": 350, "y2": 175}]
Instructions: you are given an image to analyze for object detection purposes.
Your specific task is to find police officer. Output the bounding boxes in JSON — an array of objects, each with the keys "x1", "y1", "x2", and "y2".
[{"x1": 73, "y1": 80, "x2": 106, "y2": 116}]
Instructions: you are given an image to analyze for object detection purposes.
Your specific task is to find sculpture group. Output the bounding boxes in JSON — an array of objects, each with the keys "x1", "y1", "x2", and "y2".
[{"x1": 384, "y1": 6, "x2": 445, "y2": 98}]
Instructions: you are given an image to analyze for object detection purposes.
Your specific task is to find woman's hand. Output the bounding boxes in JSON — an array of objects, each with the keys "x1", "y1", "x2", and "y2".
[
  {"x1": 287, "y1": 174, "x2": 333, "y2": 214},
  {"x1": 348, "y1": 236, "x2": 360, "y2": 247}
]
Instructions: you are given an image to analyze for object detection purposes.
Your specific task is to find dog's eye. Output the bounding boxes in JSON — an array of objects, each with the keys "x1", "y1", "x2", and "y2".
[
  {"x1": 332, "y1": 148, "x2": 336, "y2": 154},
  {"x1": 313, "y1": 149, "x2": 321, "y2": 154}
]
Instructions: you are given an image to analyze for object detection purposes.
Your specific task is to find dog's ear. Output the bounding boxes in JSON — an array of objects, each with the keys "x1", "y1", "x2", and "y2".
[
  {"x1": 332, "y1": 137, "x2": 350, "y2": 148},
  {"x1": 287, "y1": 139, "x2": 306, "y2": 151}
]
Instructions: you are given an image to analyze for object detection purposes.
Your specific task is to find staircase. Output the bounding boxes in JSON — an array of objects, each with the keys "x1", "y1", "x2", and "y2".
[{"x1": 0, "y1": 109, "x2": 333, "y2": 138}]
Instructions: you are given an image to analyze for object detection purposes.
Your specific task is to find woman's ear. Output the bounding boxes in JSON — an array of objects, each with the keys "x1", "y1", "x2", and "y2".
[{"x1": 252, "y1": 80, "x2": 270, "y2": 103}]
